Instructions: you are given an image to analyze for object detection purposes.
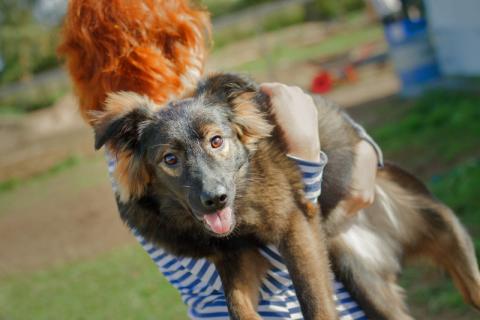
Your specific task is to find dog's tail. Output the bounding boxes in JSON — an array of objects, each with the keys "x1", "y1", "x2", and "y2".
[{"x1": 58, "y1": 0, "x2": 211, "y2": 125}]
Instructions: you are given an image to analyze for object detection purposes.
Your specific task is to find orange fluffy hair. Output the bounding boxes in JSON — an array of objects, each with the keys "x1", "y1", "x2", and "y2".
[{"x1": 58, "y1": 0, "x2": 211, "y2": 125}]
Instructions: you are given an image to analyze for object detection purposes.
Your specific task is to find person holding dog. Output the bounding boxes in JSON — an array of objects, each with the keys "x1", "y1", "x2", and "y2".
[
  {"x1": 60, "y1": 1, "x2": 381, "y2": 318},
  {"x1": 99, "y1": 66, "x2": 380, "y2": 316},
  {"x1": 103, "y1": 82, "x2": 382, "y2": 319}
]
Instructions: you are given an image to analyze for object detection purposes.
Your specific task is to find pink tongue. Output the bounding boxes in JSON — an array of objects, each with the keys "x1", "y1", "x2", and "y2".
[{"x1": 203, "y1": 207, "x2": 233, "y2": 234}]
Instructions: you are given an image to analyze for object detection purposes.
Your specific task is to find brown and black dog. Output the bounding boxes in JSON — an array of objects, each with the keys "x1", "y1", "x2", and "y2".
[{"x1": 93, "y1": 73, "x2": 480, "y2": 320}]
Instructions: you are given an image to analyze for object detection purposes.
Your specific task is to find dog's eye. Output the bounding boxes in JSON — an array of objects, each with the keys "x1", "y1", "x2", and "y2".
[
  {"x1": 210, "y1": 135, "x2": 223, "y2": 149},
  {"x1": 164, "y1": 153, "x2": 178, "y2": 165}
]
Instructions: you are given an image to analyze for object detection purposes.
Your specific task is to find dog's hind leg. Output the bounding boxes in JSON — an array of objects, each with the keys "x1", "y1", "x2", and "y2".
[{"x1": 408, "y1": 201, "x2": 480, "y2": 310}]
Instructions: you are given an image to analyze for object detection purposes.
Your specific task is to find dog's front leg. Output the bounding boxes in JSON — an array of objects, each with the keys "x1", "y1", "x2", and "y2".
[
  {"x1": 213, "y1": 249, "x2": 270, "y2": 320},
  {"x1": 278, "y1": 211, "x2": 338, "y2": 320}
]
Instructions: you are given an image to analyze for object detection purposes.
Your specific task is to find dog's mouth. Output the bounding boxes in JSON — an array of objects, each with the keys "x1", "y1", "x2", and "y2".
[
  {"x1": 190, "y1": 206, "x2": 236, "y2": 237},
  {"x1": 202, "y1": 206, "x2": 235, "y2": 236}
]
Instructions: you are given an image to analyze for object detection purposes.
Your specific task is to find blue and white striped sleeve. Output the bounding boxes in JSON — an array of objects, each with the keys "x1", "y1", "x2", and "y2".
[
  {"x1": 287, "y1": 151, "x2": 328, "y2": 203},
  {"x1": 106, "y1": 151, "x2": 366, "y2": 320}
]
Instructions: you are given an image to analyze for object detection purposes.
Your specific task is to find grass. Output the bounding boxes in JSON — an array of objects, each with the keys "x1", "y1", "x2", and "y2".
[
  {"x1": 235, "y1": 24, "x2": 382, "y2": 73},
  {"x1": 372, "y1": 90, "x2": 480, "y2": 170},
  {"x1": 213, "y1": 5, "x2": 305, "y2": 49},
  {"x1": 202, "y1": 0, "x2": 273, "y2": 18},
  {"x1": 0, "y1": 155, "x2": 81, "y2": 193},
  {"x1": 430, "y1": 159, "x2": 480, "y2": 229},
  {"x1": 0, "y1": 82, "x2": 69, "y2": 115},
  {"x1": 0, "y1": 24, "x2": 60, "y2": 85},
  {"x1": 0, "y1": 246, "x2": 188, "y2": 320}
]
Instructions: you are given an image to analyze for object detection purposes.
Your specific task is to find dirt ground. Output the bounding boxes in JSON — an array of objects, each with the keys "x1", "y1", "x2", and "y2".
[{"x1": 0, "y1": 155, "x2": 135, "y2": 275}]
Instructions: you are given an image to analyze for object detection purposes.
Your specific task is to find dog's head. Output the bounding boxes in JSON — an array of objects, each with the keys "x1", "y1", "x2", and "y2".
[{"x1": 93, "y1": 74, "x2": 273, "y2": 237}]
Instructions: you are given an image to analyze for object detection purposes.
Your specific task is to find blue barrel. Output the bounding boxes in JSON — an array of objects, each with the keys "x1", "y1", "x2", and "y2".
[{"x1": 384, "y1": 18, "x2": 441, "y2": 96}]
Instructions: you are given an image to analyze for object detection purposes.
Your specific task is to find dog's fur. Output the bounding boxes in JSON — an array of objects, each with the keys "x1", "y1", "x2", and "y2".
[{"x1": 93, "y1": 74, "x2": 480, "y2": 320}]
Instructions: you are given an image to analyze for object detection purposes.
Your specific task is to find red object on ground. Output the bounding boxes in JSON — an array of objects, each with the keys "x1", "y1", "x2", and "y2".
[
  {"x1": 343, "y1": 65, "x2": 358, "y2": 82},
  {"x1": 311, "y1": 71, "x2": 334, "y2": 93}
]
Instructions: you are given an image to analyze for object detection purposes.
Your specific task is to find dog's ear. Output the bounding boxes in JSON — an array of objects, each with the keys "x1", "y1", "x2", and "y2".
[
  {"x1": 92, "y1": 92, "x2": 155, "y2": 151},
  {"x1": 229, "y1": 91, "x2": 274, "y2": 149},
  {"x1": 198, "y1": 73, "x2": 274, "y2": 149},
  {"x1": 196, "y1": 73, "x2": 258, "y2": 102},
  {"x1": 91, "y1": 92, "x2": 156, "y2": 202}
]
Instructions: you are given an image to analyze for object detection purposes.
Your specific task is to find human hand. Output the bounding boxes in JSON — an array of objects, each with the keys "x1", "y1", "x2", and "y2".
[
  {"x1": 260, "y1": 83, "x2": 320, "y2": 162},
  {"x1": 342, "y1": 140, "x2": 378, "y2": 214}
]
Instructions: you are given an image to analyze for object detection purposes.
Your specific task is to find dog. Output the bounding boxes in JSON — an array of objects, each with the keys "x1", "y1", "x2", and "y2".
[
  {"x1": 92, "y1": 74, "x2": 339, "y2": 319},
  {"x1": 92, "y1": 73, "x2": 480, "y2": 320}
]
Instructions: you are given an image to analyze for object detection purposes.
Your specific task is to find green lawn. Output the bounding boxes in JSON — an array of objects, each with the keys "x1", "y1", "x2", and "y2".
[
  {"x1": 235, "y1": 24, "x2": 382, "y2": 73},
  {"x1": 0, "y1": 81, "x2": 69, "y2": 115},
  {"x1": 0, "y1": 246, "x2": 188, "y2": 320},
  {"x1": 372, "y1": 90, "x2": 480, "y2": 171}
]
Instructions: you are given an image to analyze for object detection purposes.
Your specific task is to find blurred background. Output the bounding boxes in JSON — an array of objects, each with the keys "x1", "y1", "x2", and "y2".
[{"x1": 0, "y1": 0, "x2": 479, "y2": 319}]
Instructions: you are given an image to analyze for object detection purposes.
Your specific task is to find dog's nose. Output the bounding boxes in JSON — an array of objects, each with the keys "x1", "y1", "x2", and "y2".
[{"x1": 200, "y1": 186, "x2": 228, "y2": 210}]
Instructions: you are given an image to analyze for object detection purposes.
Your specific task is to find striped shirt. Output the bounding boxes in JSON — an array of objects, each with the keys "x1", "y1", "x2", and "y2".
[{"x1": 107, "y1": 151, "x2": 367, "y2": 320}]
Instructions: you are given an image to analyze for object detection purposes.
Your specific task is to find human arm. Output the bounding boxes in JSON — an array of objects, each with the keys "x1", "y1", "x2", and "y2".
[
  {"x1": 260, "y1": 82, "x2": 381, "y2": 214},
  {"x1": 341, "y1": 112, "x2": 383, "y2": 214}
]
